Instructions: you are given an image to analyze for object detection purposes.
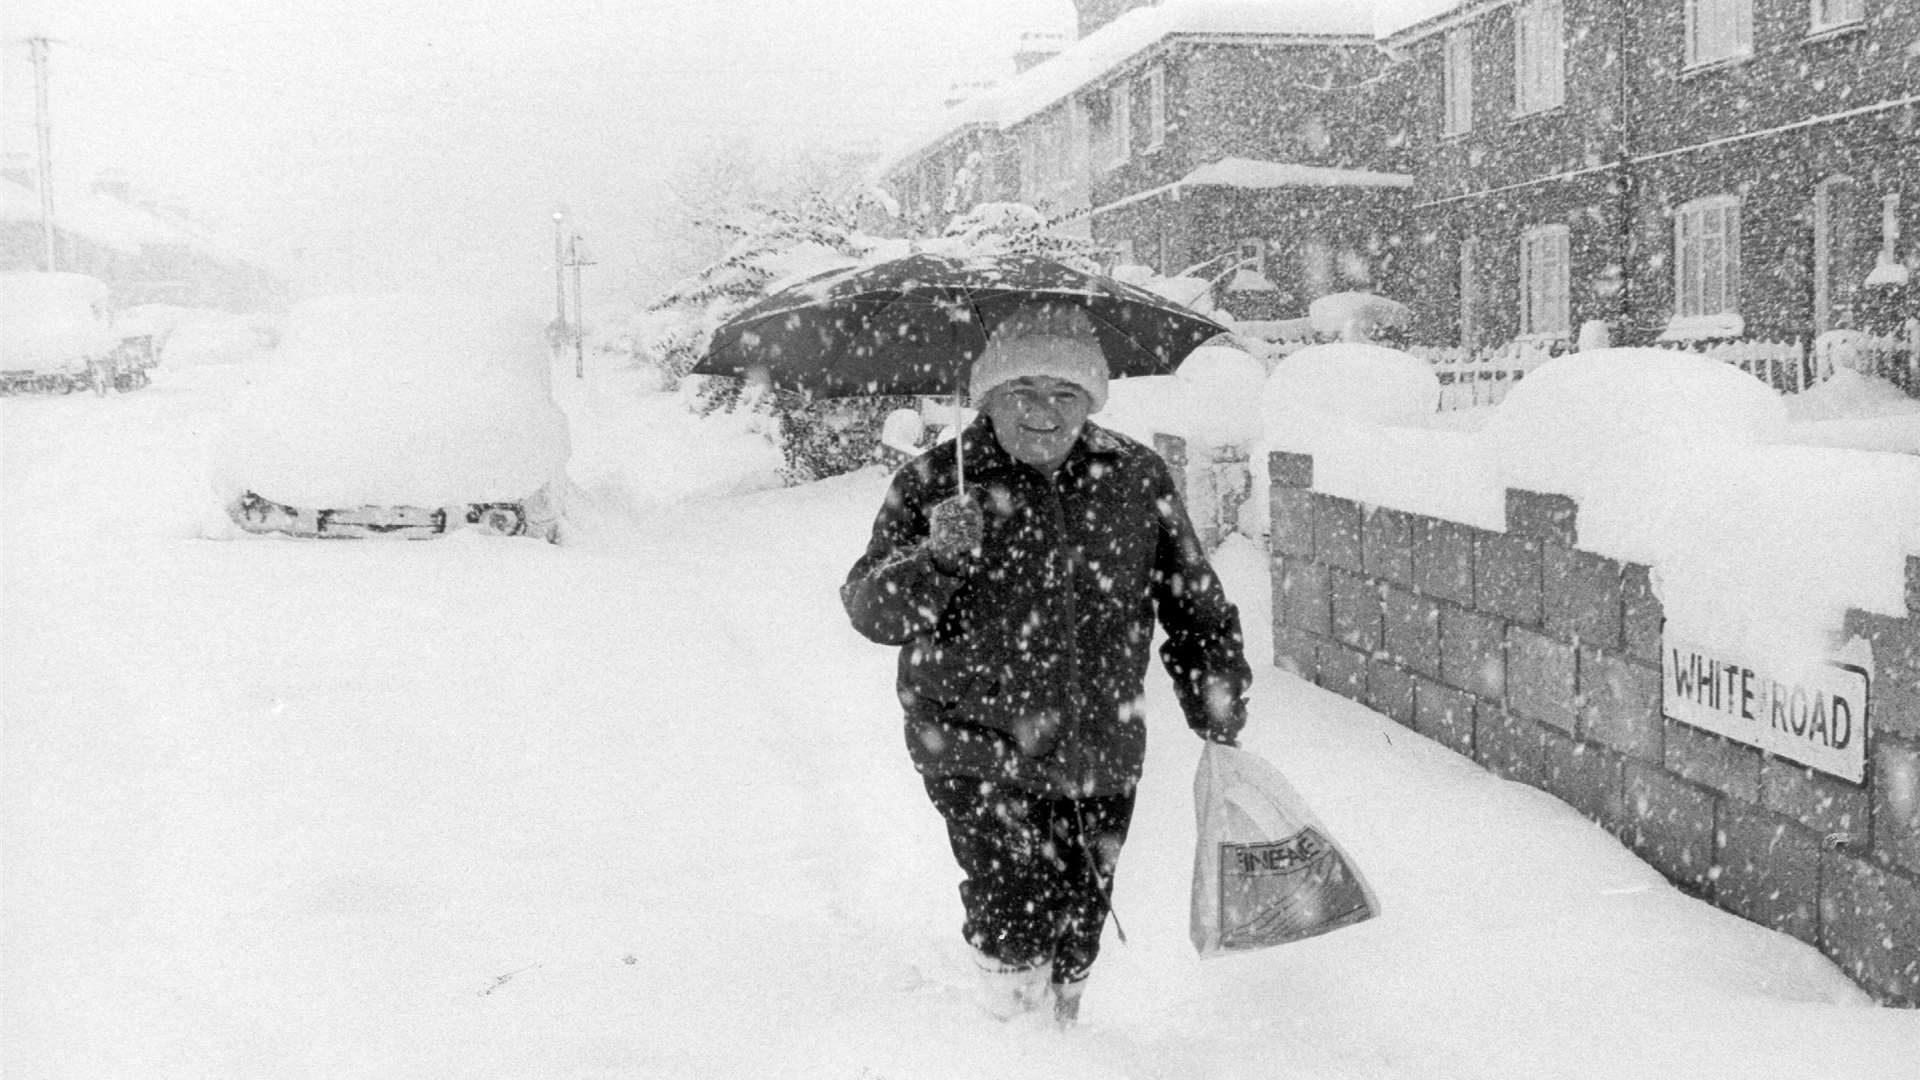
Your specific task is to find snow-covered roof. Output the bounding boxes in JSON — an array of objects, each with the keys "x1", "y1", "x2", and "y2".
[
  {"x1": 1089, "y1": 155, "x2": 1412, "y2": 217},
  {"x1": 1, "y1": 177, "x2": 196, "y2": 254},
  {"x1": 879, "y1": 0, "x2": 1380, "y2": 175},
  {"x1": 1183, "y1": 156, "x2": 1413, "y2": 189},
  {"x1": 1376, "y1": 0, "x2": 1477, "y2": 43}
]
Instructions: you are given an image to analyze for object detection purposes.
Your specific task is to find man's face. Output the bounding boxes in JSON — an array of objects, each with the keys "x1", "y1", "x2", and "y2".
[{"x1": 983, "y1": 375, "x2": 1093, "y2": 474}]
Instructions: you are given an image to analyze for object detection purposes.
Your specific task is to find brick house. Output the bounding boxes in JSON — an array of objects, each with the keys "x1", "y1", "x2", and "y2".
[
  {"x1": 880, "y1": 0, "x2": 1918, "y2": 356},
  {"x1": 878, "y1": 1, "x2": 1417, "y2": 322},
  {"x1": 1, "y1": 163, "x2": 287, "y2": 312},
  {"x1": 1389, "y1": 0, "x2": 1920, "y2": 350}
]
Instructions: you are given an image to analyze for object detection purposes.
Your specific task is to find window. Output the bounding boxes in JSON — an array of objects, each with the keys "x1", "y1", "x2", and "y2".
[
  {"x1": 1443, "y1": 28, "x2": 1474, "y2": 135},
  {"x1": 1020, "y1": 109, "x2": 1075, "y2": 198},
  {"x1": 1088, "y1": 83, "x2": 1131, "y2": 171},
  {"x1": 1514, "y1": 0, "x2": 1566, "y2": 115},
  {"x1": 1238, "y1": 239, "x2": 1266, "y2": 277},
  {"x1": 1813, "y1": 175, "x2": 1859, "y2": 333},
  {"x1": 1229, "y1": 239, "x2": 1276, "y2": 293},
  {"x1": 1810, "y1": 0, "x2": 1865, "y2": 33},
  {"x1": 1520, "y1": 225, "x2": 1572, "y2": 337},
  {"x1": 1674, "y1": 195, "x2": 1741, "y2": 322},
  {"x1": 1300, "y1": 238, "x2": 1334, "y2": 298},
  {"x1": 1686, "y1": 0, "x2": 1753, "y2": 67},
  {"x1": 1142, "y1": 64, "x2": 1166, "y2": 151},
  {"x1": 1459, "y1": 237, "x2": 1482, "y2": 348}
]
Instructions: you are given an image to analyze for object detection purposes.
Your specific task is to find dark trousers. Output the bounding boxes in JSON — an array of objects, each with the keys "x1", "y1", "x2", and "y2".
[{"x1": 923, "y1": 777, "x2": 1135, "y2": 986}]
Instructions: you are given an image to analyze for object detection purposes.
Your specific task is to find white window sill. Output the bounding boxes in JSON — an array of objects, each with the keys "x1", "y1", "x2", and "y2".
[
  {"x1": 1659, "y1": 314, "x2": 1746, "y2": 341},
  {"x1": 1680, "y1": 51, "x2": 1754, "y2": 78},
  {"x1": 1511, "y1": 102, "x2": 1566, "y2": 122},
  {"x1": 1805, "y1": 21, "x2": 1866, "y2": 45}
]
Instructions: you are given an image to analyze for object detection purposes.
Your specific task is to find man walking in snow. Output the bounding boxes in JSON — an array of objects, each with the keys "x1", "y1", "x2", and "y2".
[{"x1": 841, "y1": 305, "x2": 1251, "y2": 1026}]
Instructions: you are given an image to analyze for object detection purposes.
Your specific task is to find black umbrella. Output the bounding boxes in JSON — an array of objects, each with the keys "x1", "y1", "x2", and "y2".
[{"x1": 692, "y1": 251, "x2": 1230, "y2": 488}]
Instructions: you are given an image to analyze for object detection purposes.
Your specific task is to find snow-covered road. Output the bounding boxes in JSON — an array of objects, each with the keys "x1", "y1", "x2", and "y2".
[{"x1": 5, "y1": 363, "x2": 1915, "y2": 1079}]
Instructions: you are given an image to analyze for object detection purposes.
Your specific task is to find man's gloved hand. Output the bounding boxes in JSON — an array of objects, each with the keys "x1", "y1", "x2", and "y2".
[
  {"x1": 926, "y1": 495, "x2": 984, "y2": 573},
  {"x1": 1201, "y1": 674, "x2": 1246, "y2": 747}
]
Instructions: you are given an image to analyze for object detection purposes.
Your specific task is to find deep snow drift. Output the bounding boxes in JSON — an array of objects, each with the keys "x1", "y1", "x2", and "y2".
[{"x1": 4, "y1": 353, "x2": 1918, "y2": 1079}]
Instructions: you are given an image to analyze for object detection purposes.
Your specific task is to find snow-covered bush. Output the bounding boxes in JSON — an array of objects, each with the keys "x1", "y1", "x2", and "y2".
[
  {"x1": 1480, "y1": 347, "x2": 1784, "y2": 502},
  {"x1": 158, "y1": 314, "x2": 273, "y2": 367},
  {"x1": 1177, "y1": 344, "x2": 1266, "y2": 448},
  {"x1": 1262, "y1": 342, "x2": 1440, "y2": 450},
  {"x1": 642, "y1": 195, "x2": 1132, "y2": 484}
]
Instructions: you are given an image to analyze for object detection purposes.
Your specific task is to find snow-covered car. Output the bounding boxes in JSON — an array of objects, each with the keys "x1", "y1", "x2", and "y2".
[
  {"x1": 0, "y1": 271, "x2": 141, "y2": 395},
  {"x1": 211, "y1": 293, "x2": 571, "y2": 542}
]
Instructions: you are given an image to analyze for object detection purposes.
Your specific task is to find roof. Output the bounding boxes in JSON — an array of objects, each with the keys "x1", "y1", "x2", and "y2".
[
  {"x1": 1, "y1": 177, "x2": 195, "y2": 254},
  {"x1": 878, "y1": 0, "x2": 1381, "y2": 176},
  {"x1": 1376, "y1": 1, "x2": 1490, "y2": 44}
]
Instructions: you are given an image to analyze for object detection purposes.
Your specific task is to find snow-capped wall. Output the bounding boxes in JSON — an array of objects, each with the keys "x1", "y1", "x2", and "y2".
[{"x1": 1248, "y1": 452, "x2": 1920, "y2": 1007}]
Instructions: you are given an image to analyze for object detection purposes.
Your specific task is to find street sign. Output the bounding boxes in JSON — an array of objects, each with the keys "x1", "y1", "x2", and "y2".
[{"x1": 1662, "y1": 636, "x2": 1872, "y2": 783}]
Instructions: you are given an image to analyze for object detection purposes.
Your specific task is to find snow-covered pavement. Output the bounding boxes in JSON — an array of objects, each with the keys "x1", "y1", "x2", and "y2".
[{"x1": 5, "y1": 363, "x2": 1916, "y2": 1079}]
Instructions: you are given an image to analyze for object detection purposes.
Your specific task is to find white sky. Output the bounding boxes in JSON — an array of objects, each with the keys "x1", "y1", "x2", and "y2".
[{"x1": 0, "y1": 1, "x2": 1443, "y2": 310}]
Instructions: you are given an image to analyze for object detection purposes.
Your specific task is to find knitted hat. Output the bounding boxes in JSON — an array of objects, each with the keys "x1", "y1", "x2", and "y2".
[{"x1": 968, "y1": 304, "x2": 1109, "y2": 413}]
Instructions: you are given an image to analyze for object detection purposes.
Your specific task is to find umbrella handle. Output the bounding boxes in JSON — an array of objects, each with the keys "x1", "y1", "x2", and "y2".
[{"x1": 954, "y1": 394, "x2": 965, "y2": 495}]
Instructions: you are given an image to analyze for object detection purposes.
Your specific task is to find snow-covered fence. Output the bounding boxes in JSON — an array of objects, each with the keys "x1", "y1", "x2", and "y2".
[
  {"x1": 1409, "y1": 340, "x2": 1559, "y2": 411},
  {"x1": 1263, "y1": 455, "x2": 1920, "y2": 1007},
  {"x1": 1653, "y1": 336, "x2": 1815, "y2": 394},
  {"x1": 1412, "y1": 329, "x2": 1920, "y2": 407},
  {"x1": 1652, "y1": 328, "x2": 1920, "y2": 397}
]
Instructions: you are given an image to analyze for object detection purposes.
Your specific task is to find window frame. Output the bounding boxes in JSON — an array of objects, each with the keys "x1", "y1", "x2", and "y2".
[
  {"x1": 1519, "y1": 224, "x2": 1572, "y2": 339},
  {"x1": 1812, "y1": 174, "x2": 1858, "y2": 333},
  {"x1": 1442, "y1": 27, "x2": 1474, "y2": 136},
  {"x1": 1673, "y1": 194, "x2": 1742, "y2": 322},
  {"x1": 1142, "y1": 64, "x2": 1167, "y2": 152},
  {"x1": 1459, "y1": 235, "x2": 1482, "y2": 349},
  {"x1": 1109, "y1": 81, "x2": 1132, "y2": 167},
  {"x1": 1685, "y1": 0, "x2": 1754, "y2": 69},
  {"x1": 1514, "y1": 0, "x2": 1566, "y2": 116},
  {"x1": 1809, "y1": 0, "x2": 1866, "y2": 34}
]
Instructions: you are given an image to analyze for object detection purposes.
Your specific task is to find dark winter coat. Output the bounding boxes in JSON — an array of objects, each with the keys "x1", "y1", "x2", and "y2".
[{"x1": 841, "y1": 415, "x2": 1251, "y2": 798}]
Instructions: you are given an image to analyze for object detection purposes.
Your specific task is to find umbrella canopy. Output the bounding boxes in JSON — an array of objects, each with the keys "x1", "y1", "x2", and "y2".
[{"x1": 691, "y1": 252, "x2": 1230, "y2": 400}]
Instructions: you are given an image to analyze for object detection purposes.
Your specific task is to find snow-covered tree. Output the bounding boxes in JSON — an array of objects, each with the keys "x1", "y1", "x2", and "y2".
[{"x1": 636, "y1": 194, "x2": 1118, "y2": 484}]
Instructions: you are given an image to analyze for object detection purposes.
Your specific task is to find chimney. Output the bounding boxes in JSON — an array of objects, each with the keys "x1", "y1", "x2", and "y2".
[
  {"x1": 1012, "y1": 29, "x2": 1069, "y2": 73},
  {"x1": 1074, "y1": 0, "x2": 1157, "y2": 39},
  {"x1": 91, "y1": 167, "x2": 132, "y2": 202}
]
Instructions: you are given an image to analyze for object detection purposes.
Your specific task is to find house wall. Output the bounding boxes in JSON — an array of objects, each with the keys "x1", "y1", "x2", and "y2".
[
  {"x1": 1183, "y1": 185, "x2": 1414, "y2": 319},
  {"x1": 1244, "y1": 444, "x2": 1920, "y2": 1007},
  {"x1": 1391, "y1": 0, "x2": 1920, "y2": 347},
  {"x1": 1616, "y1": 0, "x2": 1920, "y2": 342}
]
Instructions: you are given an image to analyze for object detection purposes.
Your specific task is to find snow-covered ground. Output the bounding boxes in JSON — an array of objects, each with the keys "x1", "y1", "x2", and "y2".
[{"x1": 4, "y1": 353, "x2": 1918, "y2": 1079}]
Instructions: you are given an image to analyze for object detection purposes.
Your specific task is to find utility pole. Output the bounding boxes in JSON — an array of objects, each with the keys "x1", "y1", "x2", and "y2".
[
  {"x1": 551, "y1": 209, "x2": 567, "y2": 333},
  {"x1": 565, "y1": 232, "x2": 595, "y2": 379},
  {"x1": 29, "y1": 36, "x2": 57, "y2": 271}
]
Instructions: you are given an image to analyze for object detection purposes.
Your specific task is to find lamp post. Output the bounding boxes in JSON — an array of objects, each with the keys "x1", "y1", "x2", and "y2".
[{"x1": 564, "y1": 232, "x2": 596, "y2": 379}]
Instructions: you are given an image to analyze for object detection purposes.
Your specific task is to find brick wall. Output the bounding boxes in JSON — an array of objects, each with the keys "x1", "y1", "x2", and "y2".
[{"x1": 1258, "y1": 447, "x2": 1920, "y2": 1006}]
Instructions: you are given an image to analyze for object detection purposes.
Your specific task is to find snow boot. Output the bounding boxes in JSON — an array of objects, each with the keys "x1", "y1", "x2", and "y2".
[
  {"x1": 1051, "y1": 978, "x2": 1086, "y2": 1027},
  {"x1": 971, "y1": 947, "x2": 1050, "y2": 1021}
]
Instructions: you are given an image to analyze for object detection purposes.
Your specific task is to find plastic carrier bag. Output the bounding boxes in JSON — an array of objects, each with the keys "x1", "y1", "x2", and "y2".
[{"x1": 1191, "y1": 742, "x2": 1380, "y2": 956}]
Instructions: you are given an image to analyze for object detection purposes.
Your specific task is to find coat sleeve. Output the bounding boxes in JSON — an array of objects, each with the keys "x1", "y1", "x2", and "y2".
[
  {"x1": 1147, "y1": 459, "x2": 1253, "y2": 742},
  {"x1": 841, "y1": 463, "x2": 966, "y2": 646}
]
